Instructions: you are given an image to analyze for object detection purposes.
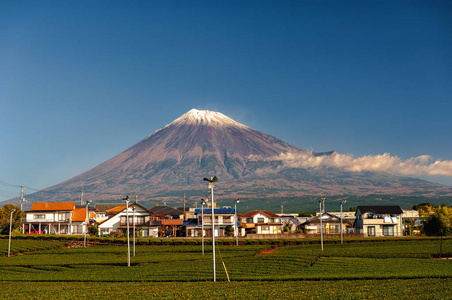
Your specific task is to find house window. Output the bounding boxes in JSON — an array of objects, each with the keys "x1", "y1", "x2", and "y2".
[
  {"x1": 383, "y1": 225, "x2": 394, "y2": 236},
  {"x1": 58, "y1": 213, "x2": 69, "y2": 221},
  {"x1": 246, "y1": 218, "x2": 253, "y2": 223},
  {"x1": 34, "y1": 214, "x2": 45, "y2": 219},
  {"x1": 367, "y1": 226, "x2": 376, "y2": 236},
  {"x1": 261, "y1": 226, "x2": 269, "y2": 231},
  {"x1": 257, "y1": 218, "x2": 265, "y2": 223}
]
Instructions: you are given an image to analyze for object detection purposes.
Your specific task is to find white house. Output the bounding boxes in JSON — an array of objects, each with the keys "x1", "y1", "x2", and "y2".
[
  {"x1": 22, "y1": 202, "x2": 91, "y2": 235},
  {"x1": 240, "y1": 210, "x2": 282, "y2": 235},
  {"x1": 354, "y1": 206, "x2": 403, "y2": 237},
  {"x1": 97, "y1": 203, "x2": 159, "y2": 237}
]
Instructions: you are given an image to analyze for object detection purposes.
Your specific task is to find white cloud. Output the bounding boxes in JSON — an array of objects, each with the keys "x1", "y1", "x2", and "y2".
[{"x1": 264, "y1": 151, "x2": 452, "y2": 176}]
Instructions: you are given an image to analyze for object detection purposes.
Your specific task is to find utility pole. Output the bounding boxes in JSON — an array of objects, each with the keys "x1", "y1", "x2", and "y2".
[
  {"x1": 19, "y1": 185, "x2": 26, "y2": 211},
  {"x1": 79, "y1": 190, "x2": 84, "y2": 206},
  {"x1": 183, "y1": 193, "x2": 186, "y2": 221}
]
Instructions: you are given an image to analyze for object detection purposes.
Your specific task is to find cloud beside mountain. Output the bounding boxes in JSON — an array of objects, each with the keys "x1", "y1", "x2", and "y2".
[{"x1": 263, "y1": 152, "x2": 452, "y2": 176}]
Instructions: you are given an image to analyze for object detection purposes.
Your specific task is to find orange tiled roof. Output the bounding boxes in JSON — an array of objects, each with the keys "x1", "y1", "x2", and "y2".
[
  {"x1": 72, "y1": 208, "x2": 87, "y2": 222},
  {"x1": 160, "y1": 219, "x2": 183, "y2": 226},
  {"x1": 31, "y1": 202, "x2": 75, "y2": 211},
  {"x1": 105, "y1": 205, "x2": 126, "y2": 214}
]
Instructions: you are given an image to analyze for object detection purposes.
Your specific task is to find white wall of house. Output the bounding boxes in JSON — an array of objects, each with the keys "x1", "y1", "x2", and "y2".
[{"x1": 245, "y1": 213, "x2": 279, "y2": 224}]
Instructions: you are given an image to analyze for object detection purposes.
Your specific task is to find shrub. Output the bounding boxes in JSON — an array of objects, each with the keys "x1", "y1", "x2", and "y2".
[{"x1": 148, "y1": 239, "x2": 162, "y2": 245}]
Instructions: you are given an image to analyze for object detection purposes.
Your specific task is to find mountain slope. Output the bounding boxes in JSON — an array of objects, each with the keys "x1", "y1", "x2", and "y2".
[{"x1": 17, "y1": 109, "x2": 452, "y2": 204}]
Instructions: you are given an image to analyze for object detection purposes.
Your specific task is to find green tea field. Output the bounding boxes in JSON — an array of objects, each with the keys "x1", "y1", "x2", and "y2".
[{"x1": 0, "y1": 237, "x2": 451, "y2": 299}]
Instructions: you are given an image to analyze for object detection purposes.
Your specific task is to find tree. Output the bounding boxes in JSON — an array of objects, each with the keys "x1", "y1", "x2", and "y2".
[
  {"x1": 0, "y1": 205, "x2": 23, "y2": 233},
  {"x1": 413, "y1": 203, "x2": 435, "y2": 217},
  {"x1": 422, "y1": 205, "x2": 452, "y2": 236},
  {"x1": 224, "y1": 225, "x2": 234, "y2": 237},
  {"x1": 88, "y1": 225, "x2": 98, "y2": 236}
]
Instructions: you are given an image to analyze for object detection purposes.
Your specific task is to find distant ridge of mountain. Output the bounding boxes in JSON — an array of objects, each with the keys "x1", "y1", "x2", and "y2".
[{"x1": 7, "y1": 109, "x2": 452, "y2": 207}]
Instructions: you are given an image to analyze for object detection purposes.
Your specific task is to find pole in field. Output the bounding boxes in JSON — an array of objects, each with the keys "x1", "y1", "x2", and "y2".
[
  {"x1": 123, "y1": 196, "x2": 130, "y2": 267},
  {"x1": 8, "y1": 208, "x2": 16, "y2": 257},
  {"x1": 234, "y1": 198, "x2": 240, "y2": 246},
  {"x1": 84, "y1": 200, "x2": 92, "y2": 247},
  {"x1": 340, "y1": 200, "x2": 347, "y2": 244},
  {"x1": 319, "y1": 198, "x2": 325, "y2": 251},
  {"x1": 203, "y1": 176, "x2": 218, "y2": 282}
]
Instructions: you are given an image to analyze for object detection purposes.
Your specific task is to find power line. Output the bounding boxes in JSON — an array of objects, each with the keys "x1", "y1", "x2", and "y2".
[{"x1": 0, "y1": 180, "x2": 183, "y2": 201}]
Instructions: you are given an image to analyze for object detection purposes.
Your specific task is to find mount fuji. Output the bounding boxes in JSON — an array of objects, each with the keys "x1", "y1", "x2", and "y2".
[{"x1": 14, "y1": 109, "x2": 452, "y2": 206}]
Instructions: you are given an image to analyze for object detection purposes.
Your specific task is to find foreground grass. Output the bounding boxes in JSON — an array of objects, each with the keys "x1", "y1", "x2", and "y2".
[
  {"x1": 1, "y1": 279, "x2": 451, "y2": 299},
  {"x1": 0, "y1": 237, "x2": 451, "y2": 299}
]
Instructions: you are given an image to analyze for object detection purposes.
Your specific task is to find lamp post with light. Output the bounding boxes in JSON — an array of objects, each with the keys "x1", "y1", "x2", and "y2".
[
  {"x1": 84, "y1": 200, "x2": 92, "y2": 248},
  {"x1": 341, "y1": 200, "x2": 347, "y2": 244},
  {"x1": 8, "y1": 208, "x2": 16, "y2": 257},
  {"x1": 234, "y1": 199, "x2": 240, "y2": 246},
  {"x1": 203, "y1": 176, "x2": 218, "y2": 282},
  {"x1": 123, "y1": 196, "x2": 130, "y2": 267}
]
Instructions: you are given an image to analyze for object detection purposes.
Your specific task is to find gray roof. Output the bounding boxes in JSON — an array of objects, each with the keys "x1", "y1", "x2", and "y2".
[
  {"x1": 356, "y1": 206, "x2": 403, "y2": 215},
  {"x1": 149, "y1": 205, "x2": 184, "y2": 215}
]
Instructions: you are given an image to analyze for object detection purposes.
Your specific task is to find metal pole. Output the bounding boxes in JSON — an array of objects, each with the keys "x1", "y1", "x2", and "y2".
[
  {"x1": 8, "y1": 208, "x2": 16, "y2": 257},
  {"x1": 133, "y1": 206, "x2": 136, "y2": 257},
  {"x1": 201, "y1": 200, "x2": 205, "y2": 255},
  {"x1": 84, "y1": 200, "x2": 91, "y2": 248},
  {"x1": 341, "y1": 202, "x2": 343, "y2": 244},
  {"x1": 80, "y1": 190, "x2": 84, "y2": 206},
  {"x1": 234, "y1": 199, "x2": 239, "y2": 246},
  {"x1": 211, "y1": 184, "x2": 216, "y2": 282},
  {"x1": 19, "y1": 186, "x2": 26, "y2": 211},
  {"x1": 319, "y1": 198, "x2": 324, "y2": 251},
  {"x1": 123, "y1": 196, "x2": 130, "y2": 267}
]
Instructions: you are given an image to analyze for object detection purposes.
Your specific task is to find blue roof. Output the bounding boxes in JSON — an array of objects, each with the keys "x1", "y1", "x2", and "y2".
[{"x1": 194, "y1": 208, "x2": 236, "y2": 214}]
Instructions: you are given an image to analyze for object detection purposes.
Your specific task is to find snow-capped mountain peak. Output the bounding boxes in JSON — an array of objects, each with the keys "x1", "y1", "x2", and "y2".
[{"x1": 171, "y1": 109, "x2": 248, "y2": 128}]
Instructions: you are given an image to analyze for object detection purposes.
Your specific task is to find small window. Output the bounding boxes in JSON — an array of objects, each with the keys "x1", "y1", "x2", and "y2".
[
  {"x1": 257, "y1": 218, "x2": 265, "y2": 223},
  {"x1": 367, "y1": 226, "x2": 376, "y2": 236},
  {"x1": 246, "y1": 218, "x2": 253, "y2": 223},
  {"x1": 34, "y1": 214, "x2": 45, "y2": 219}
]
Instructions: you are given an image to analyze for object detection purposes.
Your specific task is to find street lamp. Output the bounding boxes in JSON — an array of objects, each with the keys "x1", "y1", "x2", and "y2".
[
  {"x1": 84, "y1": 200, "x2": 92, "y2": 248},
  {"x1": 203, "y1": 176, "x2": 218, "y2": 282},
  {"x1": 341, "y1": 200, "x2": 347, "y2": 244},
  {"x1": 234, "y1": 199, "x2": 240, "y2": 246},
  {"x1": 201, "y1": 198, "x2": 208, "y2": 255},
  {"x1": 319, "y1": 198, "x2": 325, "y2": 251},
  {"x1": 123, "y1": 196, "x2": 130, "y2": 267},
  {"x1": 8, "y1": 208, "x2": 16, "y2": 257},
  {"x1": 132, "y1": 205, "x2": 136, "y2": 257}
]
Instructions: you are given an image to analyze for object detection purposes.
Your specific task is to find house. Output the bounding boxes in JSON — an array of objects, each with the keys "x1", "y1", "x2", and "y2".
[
  {"x1": 279, "y1": 214, "x2": 311, "y2": 232},
  {"x1": 149, "y1": 206, "x2": 184, "y2": 237},
  {"x1": 316, "y1": 211, "x2": 356, "y2": 223},
  {"x1": 98, "y1": 203, "x2": 160, "y2": 237},
  {"x1": 299, "y1": 213, "x2": 347, "y2": 234},
  {"x1": 94, "y1": 203, "x2": 125, "y2": 222},
  {"x1": 353, "y1": 206, "x2": 403, "y2": 237},
  {"x1": 240, "y1": 210, "x2": 281, "y2": 236},
  {"x1": 185, "y1": 207, "x2": 237, "y2": 237},
  {"x1": 21, "y1": 202, "x2": 92, "y2": 235}
]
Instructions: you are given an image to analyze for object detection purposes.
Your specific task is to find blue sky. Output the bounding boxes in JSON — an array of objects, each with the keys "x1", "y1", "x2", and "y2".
[{"x1": 1, "y1": 1, "x2": 451, "y2": 201}]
